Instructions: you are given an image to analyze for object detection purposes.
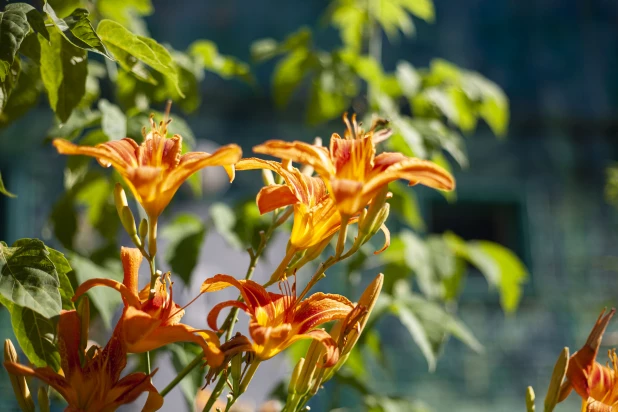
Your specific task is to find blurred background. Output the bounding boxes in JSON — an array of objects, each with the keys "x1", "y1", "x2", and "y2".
[{"x1": 2, "y1": 0, "x2": 618, "y2": 411}]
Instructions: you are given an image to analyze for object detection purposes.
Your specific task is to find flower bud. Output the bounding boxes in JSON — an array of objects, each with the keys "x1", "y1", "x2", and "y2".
[
  {"x1": 4, "y1": 339, "x2": 34, "y2": 412},
  {"x1": 139, "y1": 218, "x2": 148, "y2": 241},
  {"x1": 544, "y1": 347, "x2": 569, "y2": 412},
  {"x1": 114, "y1": 184, "x2": 141, "y2": 247},
  {"x1": 288, "y1": 357, "x2": 305, "y2": 395},
  {"x1": 38, "y1": 387, "x2": 50, "y2": 412},
  {"x1": 526, "y1": 386, "x2": 535, "y2": 412}
]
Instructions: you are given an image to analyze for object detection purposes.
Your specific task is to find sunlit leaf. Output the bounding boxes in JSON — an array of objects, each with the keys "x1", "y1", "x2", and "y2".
[
  {"x1": 390, "y1": 299, "x2": 435, "y2": 371},
  {"x1": 97, "y1": 0, "x2": 153, "y2": 25},
  {"x1": 44, "y1": 5, "x2": 113, "y2": 59},
  {"x1": 68, "y1": 254, "x2": 122, "y2": 329},
  {"x1": 97, "y1": 19, "x2": 182, "y2": 94},
  {"x1": 40, "y1": 27, "x2": 88, "y2": 123},
  {"x1": 209, "y1": 202, "x2": 242, "y2": 250},
  {"x1": 0, "y1": 7, "x2": 29, "y2": 82},
  {"x1": 272, "y1": 48, "x2": 312, "y2": 107},
  {"x1": 0, "y1": 239, "x2": 62, "y2": 319},
  {"x1": 98, "y1": 98, "x2": 127, "y2": 140},
  {"x1": 162, "y1": 213, "x2": 206, "y2": 284},
  {"x1": 465, "y1": 241, "x2": 528, "y2": 313},
  {"x1": 190, "y1": 40, "x2": 254, "y2": 84},
  {"x1": 399, "y1": 0, "x2": 435, "y2": 22}
]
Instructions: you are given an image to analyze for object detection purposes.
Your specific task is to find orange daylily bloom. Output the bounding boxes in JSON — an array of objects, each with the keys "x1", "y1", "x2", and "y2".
[
  {"x1": 53, "y1": 115, "x2": 242, "y2": 219},
  {"x1": 558, "y1": 308, "x2": 618, "y2": 411},
  {"x1": 237, "y1": 158, "x2": 355, "y2": 250},
  {"x1": 201, "y1": 274, "x2": 354, "y2": 366},
  {"x1": 4, "y1": 310, "x2": 163, "y2": 412},
  {"x1": 73, "y1": 247, "x2": 224, "y2": 367},
  {"x1": 253, "y1": 114, "x2": 455, "y2": 216}
]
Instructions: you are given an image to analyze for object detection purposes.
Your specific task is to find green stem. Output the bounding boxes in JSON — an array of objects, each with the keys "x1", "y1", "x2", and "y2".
[
  {"x1": 160, "y1": 354, "x2": 204, "y2": 397},
  {"x1": 335, "y1": 218, "x2": 349, "y2": 257},
  {"x1": 202, "y1": 372, "x2": 227, "y2": 412},
  {"x1": 145, "y1": 351, "x2": 151, "y2": 375},
  {"x1": 161, "y1": 208, "x2": 292, "y2": 398}
]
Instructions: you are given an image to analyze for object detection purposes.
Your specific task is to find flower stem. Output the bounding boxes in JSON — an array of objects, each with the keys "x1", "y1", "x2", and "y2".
[
  {"x1": 335, "y1": 217, "x2": 349, "y2": 257},
  {"x1": 160, "y1": 354, "x2": 204, "y2": 397},
  {"x1": 161, "y1": 208, "x2": 291, "y2": 398},
  {"x1": 202, "y1": 371, "x2": 227, "y2": 412}
]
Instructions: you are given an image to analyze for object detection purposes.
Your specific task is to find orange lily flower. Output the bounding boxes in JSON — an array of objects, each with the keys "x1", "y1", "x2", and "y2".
[
  {"x1": 201, "y1": 274, "x2": 354, "y2": 366},
  {"x1": 252, "y1": 114, "x2": 455, "y2": 216},
  {"x1": 4, "y1": 310, "x2": 163, "y2": 412},
  {"x1": 558, "y1": 308, "x2": 618, "y2": 411},
  {"x1": 73, "y1": 247, "x2": 224, "y2": 367},
  {"x1": 53, "y1": 115, "x2": 242, "y2": 219},
  {"x1": 236, "y1": 158, "x2": 354, "y2": 251}
]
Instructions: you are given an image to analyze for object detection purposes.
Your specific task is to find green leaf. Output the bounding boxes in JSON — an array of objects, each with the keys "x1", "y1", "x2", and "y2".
[
  {"x1": 272, "y1": 48, "x2": 311, "y2": 107},
  {"x1": 0, "y1": 54, "x2": 20, "y2": 111},
  {"x1": 45, "y1": 247, "x2": 75, "y2": 311},
  {"x1": 98, "y1": 98, "x2": 126, "y2": 140},
  {"x1": 399, "y1": 0, "x2": 435, "y2": 22},
  {"x1": 465, "y1": 241, "x2": 528, "y2": 313},
  {"x1": 0, "y1": 172, "x2": 16, "y2": 197},
  {"x1": 389, "y1": 181, "x2": 424, "y2": 230},
  {"x1": 169, "y1": 343, "x2": 205, "y2": 410},
  {"x1": 0, "y1": 7, "x2": 29, "y2": 82},
  {"x1": 48, "y1": 108, "x2": 101, "y2": 139},
  {"x1": 97, "y1": 0, "x2": 153, "y2": 25},
  {"x1": 396, "y1": 61, "x2": 420, "y2": 97},
  {"x1": 40, "y1": 27, "x2": 88, "y2": 123},
  {"x1": 306, "y1": 70, "x2": 352, "y2": 125},
  {"x1": 5, "y1": 3, "x2": 49, "y2": 41},
  {"x1": 68, "y1": 254, "x2": 122, "y2": 329},
  {"x1": 391, "y1": 300, "x2": 435, "y2": 371},
  {"x1": 97, "y1": 19, "x2": 183, "y2": 95},
  {"x1": 209, "y1": 202, "x2": 242, "y2": 250},
  {"x1": 327, "y1": 0, "x2": 366, "y2": 51},
  {"x1": 189, "y1": 40, "x2": 254, "y2": 84},
  {"x1": 43, "y1": 5, "x2": 113, "y2": 59},
  {"x1": 162, "y1": 213, "x2": 207, "y2": 284},
  {"x1": 0, "y1": 58, "x2": 41, "y2": 128},
  {"x1": 8, "y1": 303, "x2": 61, "y2": 370},
  {"x1": 250, "y1": 27, "x2": 312, "y2": 63},
  {"x1": 0, "y1": 239, "x2": 62, "y2": 319}
]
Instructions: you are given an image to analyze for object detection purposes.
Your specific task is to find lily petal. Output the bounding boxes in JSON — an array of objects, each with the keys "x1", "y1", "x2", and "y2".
[
  {"x1": 253, "y1": 140, "x2": 336, "y2": 176},
  {"x1": 105, "y1": 371, "x2": 163, "y2": 412},
  {"x1": 256, "y1": 184, "x2": 298, "y2": 214},
  {"x1": 121, "y1": 247, "x2": 142, "y2": 297},
  {"x1": 293, "y1": 293, "x2": 354, "y2": 334},
  {"x1": 168, "y1": 143, "x2": 242, "y2": 189},
  {"x1": 73, "y1": 278, "x2": 142, "y2": 309}
]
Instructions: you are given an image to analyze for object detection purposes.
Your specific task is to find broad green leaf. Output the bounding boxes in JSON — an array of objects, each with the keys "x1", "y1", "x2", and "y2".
[
  {"x1": 0, "y1": 239, "x2": 61, "y2": 318},
  {"x1": 98, "y1": 98, "x2": 126, "y2": 140},
  {"x1": 169, "y1": 343, "x2": 205, "y2": 410},
  {"x1": 0, "y1": 172, "x2": 16, "y2": 197},
  {"x1": 5, "y1": 3, "x2": 49, "y2": 41},
  {"x1": 0, "y1": 58, "x2": 41, "y2": 128},
  {"x1": 48, "y1": 109, "x2": 101, "y2": 139},
  {"x1": 411, "y1": 118, "x2": 467, "y2": 168},
  {"x1": 389, "y1": 181, "x2": 424, "y2": 230},
  {"x1": 375, "y1": 0, "x2": 415, "y2": 39},
  {"x1": 68, "y1": 254, "x2": 122, "y2": 329},
  {"x1": 306, "y1": 69, "x2": 354, "y2": 125},
  {"x1": 209, "y1": 202, "x2": 242, "y2": 250},
  {"x1": 40, "y1": 27, "x2": 88, "y2": 123},
  {"x1": 45, "y1": 246, "x2": 75, "y2": 310},
  {"x1": 190, "y1": 40, "x2": 254, "y2": 84},
  {"x1": 0, "y1": 8, "x2": 29, "y2": 82},
  {"x1": 466, "y1": 241, "x2": 528, "y2": 313},
  {"x1": 399, "y1": 0, "x2": 435, "y2": 22},
  {"x1": 327, "y1": 0, "x2": 366, "y2": 51},
  {"x1": 272, "y1": 48, "x2": 311, "y2": 107},
  {"x1": 46, "y1": 0, "x2": 82, "y2": 18},
  {"x1": 0, "y1": 56, "x2": 20, "y2": 112},
  {"x1": 396, "y1": 61, "x2": 420, "y2": 97},
  {"x1": 8, "y1": 302, "x2": 61, "y2": 370},
  {"x1": 98, "y1": 0, "x2": 153, "y2": 25},
  {"x1": 162, "y1": 213, "x2": 207, "y2": 284},
  {"x1": 393, "y1": 280, "x2": 483, "y2": 358},
  {"x1": 250, "y1": 27, "x2": 312, "y2": 63},
  {"x1": 97, "y1": 20, "x2": 183, "y2": 95},
  {"x1": 43, "y1": 5, "x2": 113, "y2": 59},
  {"x1": 390, "y1": 300, "x2": 435, "y2": 371}
]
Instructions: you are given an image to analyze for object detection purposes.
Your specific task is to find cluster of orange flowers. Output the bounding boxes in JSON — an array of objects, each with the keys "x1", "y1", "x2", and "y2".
[{"x1": 3, "y1": 113, "x2": 454, "y2": 411}]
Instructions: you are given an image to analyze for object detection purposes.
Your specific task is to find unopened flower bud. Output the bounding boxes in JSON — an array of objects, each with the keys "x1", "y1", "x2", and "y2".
[
  {"x1": 544, "y1": 347, "x2": 569, "y2": 412},
  {"x1": 288, "y1": 358, "x2": 305, "y2": 395},
  {"x1": 526, "y1": 386, "x2": 535, "y2": 412},
  {"x1": 38, "y1": 387, "x2": 50, "y2": 412},
  {"x1": 114, "y1": 184, "x2": 141, "y2": 246},
  {"x1": 4, "y1": 339, "x2": 34, "y2": 412},
  {"x1": 139, "y1": 218, "x2": 148, "y2": 241}
]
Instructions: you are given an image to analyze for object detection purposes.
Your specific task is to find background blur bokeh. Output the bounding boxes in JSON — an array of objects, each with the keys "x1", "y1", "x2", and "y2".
[{"x1": 2, "y1": 0, "x2": 618, "y2": 411}]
